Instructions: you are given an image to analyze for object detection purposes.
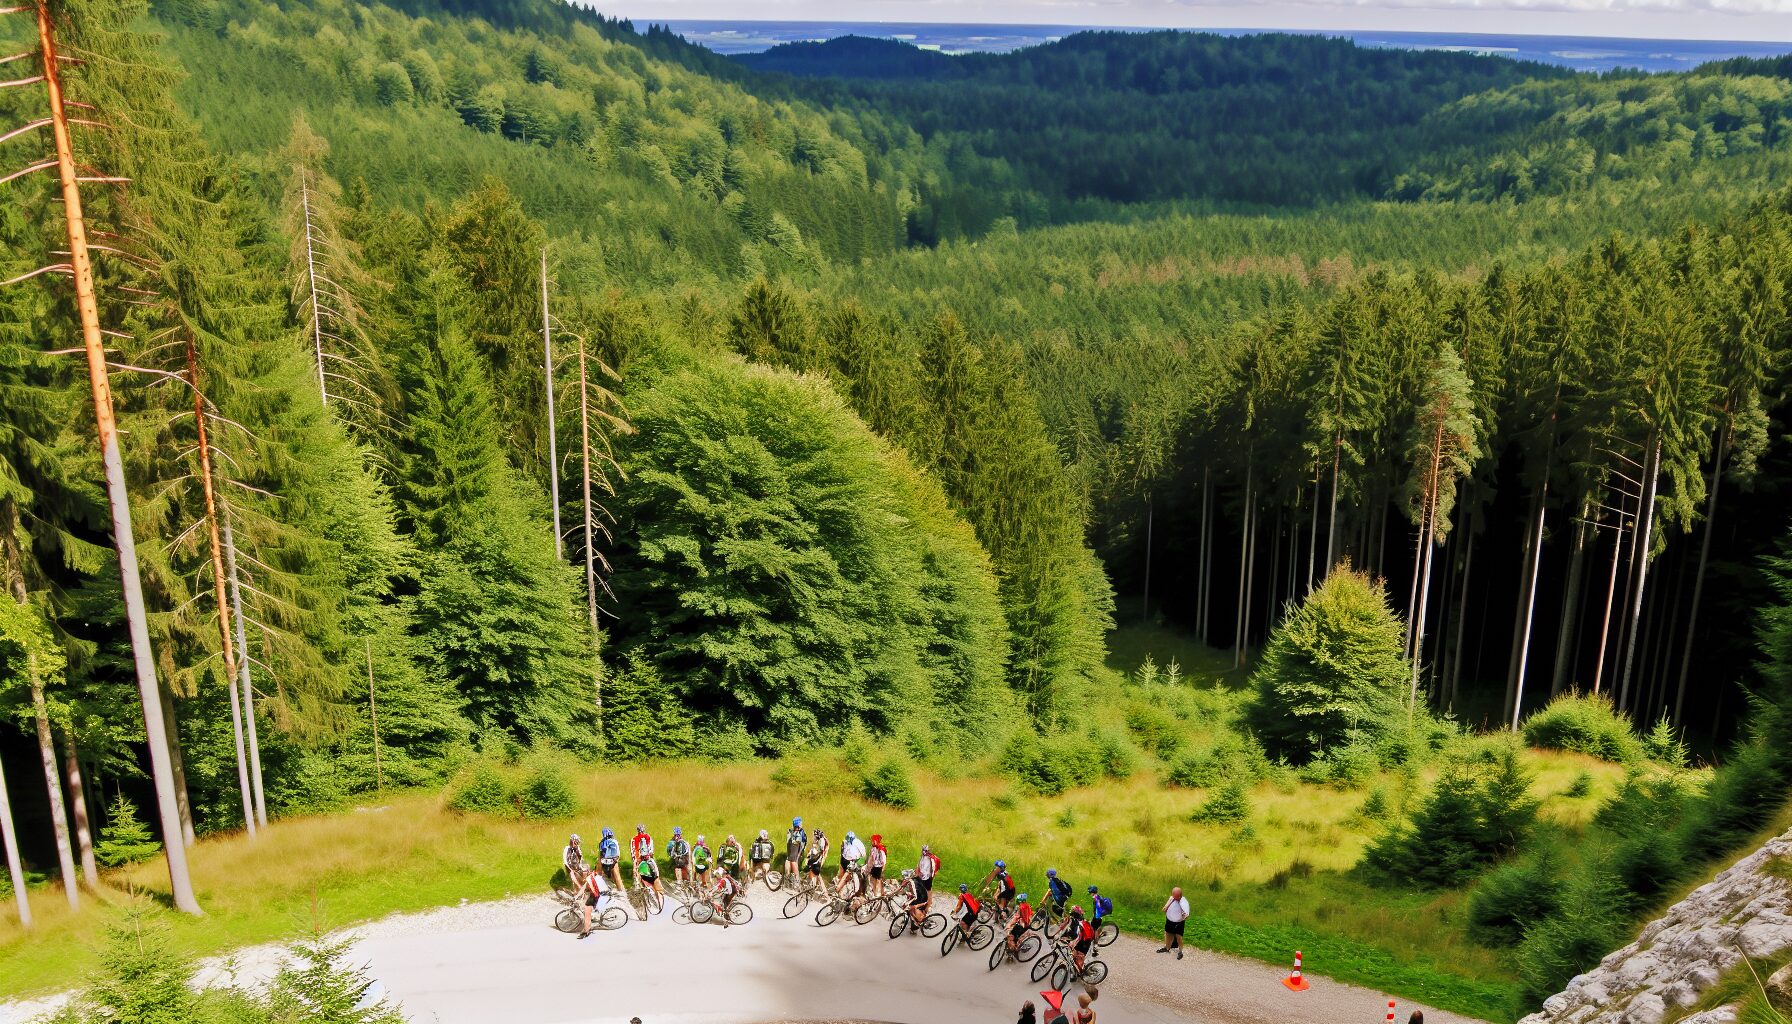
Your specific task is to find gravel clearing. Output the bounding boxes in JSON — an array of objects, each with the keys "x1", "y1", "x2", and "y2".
[{"x1": 1, "y1": 887, "x2": 1493, "y2": 1024}]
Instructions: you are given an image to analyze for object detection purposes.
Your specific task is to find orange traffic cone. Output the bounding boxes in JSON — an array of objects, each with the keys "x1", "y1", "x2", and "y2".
[{"x1": 1282, "y1": 950, "x2": 1310, "y2": 992}]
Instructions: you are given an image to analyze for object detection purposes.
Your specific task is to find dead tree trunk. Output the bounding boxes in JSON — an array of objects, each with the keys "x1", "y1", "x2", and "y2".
[
  {"x1": 1551, "y1": 504, "x2": 1591, "y2": 695},
  {"x1": 541, "y1": 248, "x2": 563, "y2": 561},
  {"x1": 31, "y1": 680, "x2": 77, "y2": 909},
  {"x1": 223, "y1": 519, "x2": 266, "y2": 829},
  {"x1": 35, "y1": 1, "x2": 200, "y2": 914},
  {"x1": 62, "y1": 730, "x2": 95, "y2": 886},
  {"x1": 1618, "y1": 437, "x2": 1662, "y2": 713}
]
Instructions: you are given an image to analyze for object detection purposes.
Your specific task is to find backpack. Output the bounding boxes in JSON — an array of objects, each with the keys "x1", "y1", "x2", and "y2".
[{"x1": 1094, "y1": 895, "x2": 1113, "y2": 917}]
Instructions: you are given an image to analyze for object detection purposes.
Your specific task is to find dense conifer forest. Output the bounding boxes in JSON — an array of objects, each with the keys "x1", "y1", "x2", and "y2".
[{"x1": 5, "y1": 0, "x2": 1792, "y2": 1016}]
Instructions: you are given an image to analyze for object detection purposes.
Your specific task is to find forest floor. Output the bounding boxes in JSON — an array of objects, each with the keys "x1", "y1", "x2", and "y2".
[{"x1": 0, "y1": 885, "x2": 1488, "y2": 1024}]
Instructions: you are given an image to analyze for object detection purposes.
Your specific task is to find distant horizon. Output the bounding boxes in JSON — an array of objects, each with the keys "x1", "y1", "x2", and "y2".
[
  {"x1": 649, "y1": 18, "x2": 1792, "y2": 47},
  {"x1": 579, "y1": 1, "x2": 1792, "y2": 45}
]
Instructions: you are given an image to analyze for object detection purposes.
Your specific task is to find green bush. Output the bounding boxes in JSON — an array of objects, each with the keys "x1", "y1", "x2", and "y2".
[
  {"x1": 1165, "y1": 733, "x2": 1265, "y2": 789},
  {"x1": 1123, "y1": 702, "x2": 1185, "y2": 758},
  {"x1": 1675, "y1": 738, "x2": 1790, "y2": 862},
  {"x1": 1564, "y1": 770, "x2": 1594, "y2": 798},
  {"x1": 94, "y1": 796, "x2": 162, "y2": 869},
  {"x1": 1091, "y1": 729, "x2": 1139, "y2": 780},
  {"x1": 998, "y1": 733, "x2": 1099, "y2": 795},
  {"x1": 1246, "y1": 568, "x2": 1410, "y2": 764},
  {"x1": 603, "y1": 654, "x2": 698, "y2": 761},
  {"x1": 1468, "y1": 847, "x2": 1566, "y2": 944},
  {"x1": 1516, "y1": 870, "x2": 1630, "y2": 1001},
  {"x1": 1521, "y1": 694, "x2": 1646, "y2": 764},
  {"x1": 862, "y1": 757, "x2": 918, "y2": 809},
  {"x1": 1299, "y1": 741, "x2": 1381, "y2": 787},
  {"x1": 448, "y1": 763, "x2": 511, "y2": 814},
  {"x1": 1191, "y1": 780, "x2": 1250, "y2": 824},
  {"x1": 1642, "y1": 715, "x2": 1690, "y2": 767},
  {"x1": 1365, "y1": 742, "x2": 1539, "y2": 887},
  {"x1": 518, "y1": 763, "x2": 577, "y2": 820}
]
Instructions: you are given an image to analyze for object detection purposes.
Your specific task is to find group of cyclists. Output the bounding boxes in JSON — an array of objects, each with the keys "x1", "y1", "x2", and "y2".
[{"x1": 559, "y1": 819, "x2": 1117, "y2": 981}]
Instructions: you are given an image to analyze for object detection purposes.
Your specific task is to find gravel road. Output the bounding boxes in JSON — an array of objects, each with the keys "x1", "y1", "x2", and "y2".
[{"x1": 0, "y1": 886, "x2": 1493, "y2": 1024}]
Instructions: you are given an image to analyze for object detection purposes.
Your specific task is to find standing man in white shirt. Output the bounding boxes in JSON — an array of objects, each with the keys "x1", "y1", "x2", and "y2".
[{"x1": 1160, "y1": 886, "x2": 1191, "y2": 960}]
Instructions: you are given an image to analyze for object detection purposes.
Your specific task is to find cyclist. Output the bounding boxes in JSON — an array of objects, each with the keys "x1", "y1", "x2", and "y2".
[
  {"x1": 783, "y1": 817, "x2": 807, "y2": 882},
  {"x1": 630, "y1": 825, "x2": 662, "y2": 900},
  {"x1": 1046, "y1": 868, "x2": 1073, "y2": 915},
  {"x1": 719, "y1": 833, "x2": 743, "y2": 882},
  {"x1": 748, "y1": 829, "x2": 775, "y2": 887},
  {"x1": 951, "y1": 882, "x2": 981, "y2": 944},
  {"x1": 1068, "y1": 905, "x2": 1096, "y2": 974},
  {"x1": 576, "y1": 864, "x2": 612, "y2": 939},
  {"x1": 634, "y1": 845, "x2": 662, "y2": 903},
  {"x1": 630, "y1": 824, "x2": 654, "y2": 865},
  {"x1": 1006, "y1": 892, "x2": 1035, "y2": 958},
  {"x1": 865, "y1": 834, "x2": 888, "y2": 899},
  {"x1": 805, "y1": 828, "x2": 829, "y2": 889},
  {"x1": 667, "y1": 827, "x2": 692, "y2": 884},
  {"x1": 712, "y1": 866, "x2": 742, "y2": 928},
  {"x1": 1087, "y1": 885, "x2": 1113, "y2": 935},
  {"x1": 598, "y1": 827, "x2": 624, "y2": 891},
  {"x1": 835, "y1": 830, "x2": 866, "y2": 898},
  {"x1": 562, "y1": 833, "x2": 587, "y2": 887},
  {"x1": 693, "y1": 834, "x2": 714, "y2": 885},
  {"x1": 983, "y1": 859, "x2": 1017, "y2": 918},
  {"x1": 905, "y1": 843, "x2": 940, "y2": 931}
]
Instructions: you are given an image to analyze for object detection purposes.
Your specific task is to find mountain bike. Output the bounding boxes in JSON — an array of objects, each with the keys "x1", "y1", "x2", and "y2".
[
  {"x1": 627, "y1": 876, "x2": 664, "y2": 920},
  {"x1": 940, "y1": 917, "x2": 995, "y2": 956},
  {"x1": 690, "y1": 894, "x2": 754, "y2": 926},
  {"x1": 1094, "y1": 919, "x2": 1119, "y2": 947},
  {"x1": 781, "y1": 875, "x2": 826, "y2": 919},
  {"x1": 1052, "y1": 952, "x2": 1109, "y2": 989},
  {"x1": 554, "y1": 898, "x2": 629, "y2": 934},
  {"x1": 988, "y1": 928, "x2": 1043, "y2": 970}
]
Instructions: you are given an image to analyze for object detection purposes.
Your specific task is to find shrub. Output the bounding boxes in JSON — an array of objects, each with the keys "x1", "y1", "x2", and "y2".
[
  {"x1": 1365, "y1": 743, "x2": 1539, "y2": 887},
  {"x1": 771, "y1": 754, "x2": 855, "y2": 797},
  {"x1": 1468, "y1": 847, "x2": 1566, "y2": 944},
  {"x1": 1091, "y1": 729, "x2": 1139, "y2": 780},
  {"x1": 1123, "y1": 702, "x2": 1185, "y2": 759},
  {"x1": 265, "y1": 937, "x2": 407, "y2": 1024},
  {"x1": 448, "y1": 763, "x2": 510, "y2": 814},
  {"x1": 1521, "y1": 694, "x2": 1645, "y2": 764},
  {"x1": 862, "y1": 757, "x2": 917, "y2": 809},
  {"x1": 1300, "y1": 741, "x2": 1381, "y2": 787},
  {"x1": 1246, "y1": 568, "x2": 1409, "y2": 763},
  {"x1": 699, "y1": 721, "x2": 759, "y2": 762},
  {"x1": 94, "y1": 796, "x2": 162, "y2": 868},
  {"x1": 1191, "y1": 780, "x2": 1250, "y2": 825},
  {"x1": 1516, "y1": 870, "x2": 1630, "y2": 1001},
  {"x1": 518, "y1": 763, "x2": 577, "y2": 820},
  {"x1": 1165, "y1": 733, "x2": 1266, "y2": 789},
  {"x1": 603, "y1": 654, "x2": 698, "y2": 761},
  {"x1": 1642, "y1": 715, "x2": 1690, "y2": 767},
  {"x1": 998, "y1": 733, "x2": 1098, "y2": 795},
  {"x1": 1564, "y1": 770, "x2": 1594, "y2": 798}
]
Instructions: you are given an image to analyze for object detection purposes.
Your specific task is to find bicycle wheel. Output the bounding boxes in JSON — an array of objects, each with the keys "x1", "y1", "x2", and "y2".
[
  {"x1": 766, "y1": 870, "x2": 783, "y2": 892},
  {"x1": 815, "y1": 902, "x2": 840, "y2": 927},
  {"x1": 1083, "y1": 960, "x2": 1109, "y2": 985},
  {"x1": 853, "y1": 900, "x2": 879, "y2": 925},
  {"x1": 888, "y1": 912, "x2": 909, "y2": 939},
  {"x1": 1051, "y1": 963, "x2": 1070, "y2": 992},
  {"x1": 727, "y1": 902, "x2": 753, "y2": 925},
  {"x1": 648, "y1": 888, "x2": 665, "y2": 916},
  {"x1": 1017, "y1": 934, "x2": 1042, "y2": 962},
  {"x1": 691, "y1": 901, "x2": 715, "y2": 924},
  {"x1": 552, "y1": 886, "x2": 578, "y2": 906},
  {"x1": 968, "y1": 923, "x2": 995, "y2": 951},
  {"x1": 630, "y1": 889, "x2": 648, "y2": 921},
  {"x1": 599, "y1": 906, "x2": 629, "y2": 931},
  {"x1": 921, "y1": 913, "x2": 947, "y2": 937},
  {"x1": 988, "y1": 940, "x2": 1007, "y2": 971},
  {"x1": 976, "y1": 906, "x2": 995, "y2": 924},
  {"x1": 555, "y1": 908, "x2": 581, "y2": 934},
  {"x1": 782, "y1": 893, "x2": 809, "y2": 919},
  {"x1": 670, "y1": 904, "x2": 691, "y2": 924},
  {"x1": 1030, "y1": 951, "x2": 1057, "y2": 984},
  {"x1": 1096, "y1": 922, "x2": 1119, "y2": 947},
  {"x1": 940, "y1": 927, "x2": 960, "y2": 957}
]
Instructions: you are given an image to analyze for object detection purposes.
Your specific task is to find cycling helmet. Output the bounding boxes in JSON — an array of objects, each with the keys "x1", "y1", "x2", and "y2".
[
  {"x1": 816, "y1": 829, "x2": 825, "y2": 836},
  {"x1": 1018, "y1": 893, "x2": 1030, "y2": 902},
  {"x1": 635, "y1": 824, "x2": 646, "y2": 833},
  {"x1": 697, "y1": 834, "x2": 707, "y2": 843},
  {"x1": 901, "y1": 869, "x2": 915, "y2": 879},
  {"x1": 959, "y1": 883, "x2": 970, "y2": 893},
  {"x1": 673, "y1": 827, "x2": 683, "y2": 837},
  {"x1": 846, "y1": 831, "x2": 856, "y2": 841},
  {"x1": 921, "y1": 844, "x2": 931, "y2": 853},
  {"x1": 569, "y1": 834, "x2": 581, "y2": 842},
  {"x1": 727, "y1": 834, "x2": 737, "y2": 842},
  {"x1": 1046, "y1": 868, "x2": 1057, "y2": 878},
  {"x1": 995, "y1": 860, "x2": 1006, "y2": 869},
  {"x1": 1070, "y1": 905, "x2": 1084, "y2": 917},
  {"x1": 793, "y1": 817, "x2": 802, "y2": 827},
  {"x1": 758, "y1": 829, "x2": 769, "y2": 839},
  {"x1": 1087, "y1": 885, "x2": 1099, "y2": 894},
  {"x1": 602, "y1": 827, "x2": 614, "y2": 838}
]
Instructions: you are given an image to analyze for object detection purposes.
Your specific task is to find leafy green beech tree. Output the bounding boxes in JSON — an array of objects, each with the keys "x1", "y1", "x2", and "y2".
[
  {"x1": 1246, "y1": 565, "x2": 1409, "y2": 763},
  {"x1": 396, "y1": 283, "x2": 597, "y2": 751}
]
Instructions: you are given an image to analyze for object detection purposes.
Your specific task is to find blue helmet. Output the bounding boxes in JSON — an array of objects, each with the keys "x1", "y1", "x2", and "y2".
[
  {"x1": 673, "y1": 827, "x2": 683, "y2": 837},
  {"x1": 1046, "y1": 868, "x2": 1057, "y2": 878},
  {"x1": 1087, "y1": 885, "x2": 1099, "y2": 894},
  {"x1": 602, "y1": 827, "x2": 614, "y2": 838},
  {"x1": 959, "y1": 883, "x2": 970, "y2": 893},
  {"x1": 793, "y1": 817, "x2": 802, "y2": 827},
  {"x1": 1018, "y1": 893, "x2": 1030, "y2": 902},
  {"x1": 995, "y1": 860, "x2": 1006, "y2": 869}
]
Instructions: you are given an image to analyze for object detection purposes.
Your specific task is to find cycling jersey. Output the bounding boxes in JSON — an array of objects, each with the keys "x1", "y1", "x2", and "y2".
[
  {"x1": 917, "y1": 853, "x2": 940, "y2": 880},
  {"x1": 994, "y1": 870, "x2": 1014, "y2": 893},
  {"x1": 563, "y1": 845, "x2": 585, "y2": 877},
  {"x1": 715, "y1": 874, "x2": 739, "y2": 898},
  {"x1": 667, "y1": 839, "x2": 690, "y2": 864},
  {"x1": 867, "y1": 845, "x2": 887, "y2": 870},
  {"x1": 583, "y1": 872, "x2": 606, "y2": 898},
  {"x1": 1074, "y1": 920, "x2": 1095, "y2": 946},
  {"x1": 840, "y1": 838, "x2": 865, "y2": 867},
  {"x1": 785, "y1": 827, "x2": 807, "y2": 858},
  {"x1": 631, "y1": 833, "x2": 654, "y2": 861},
  {"x1": 598, "y1": 837, "x2": 620, "y2": 864},
  {"x1": 809, "y1": 837, "x2": 830, "y2": 863},
  {"x1": 719, "y1": 843, "x2": 741, "y2": 868},
  {"x1": 693, "y1": 844, "x2": 712, "y2": 871},
  {"x1": 636, "y1": 858, "x2": 658, "y2": 881},
  {"x1": 1091, "y1": 894, "x2": 1113, "y2": 920},
  {"x1": 1012, "y1": 902, "x2": 1035, "y2": 929},
  {"x1": 750, "y1": 839, "x2": 774, "y2": 862},
  {"x1": 957, "y1": 894, "x2": 981, "y2": 919}
]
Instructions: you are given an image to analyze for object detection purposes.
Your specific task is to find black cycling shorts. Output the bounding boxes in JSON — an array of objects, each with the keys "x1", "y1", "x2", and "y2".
[
  {"x1": 960, "y1": 908, "x2": 977, "y2": 925},
  {"x1": 915, "y1": 877, "x2": 933, "y2": 900},
  {"x1": 999, "y1": 886, "x2": 1016, "y2": 902},
  {"x1": 1075, "y1": 938, "x2": 1093, "y2": 954},
  {"x1": 805, "y1": 857, "x2": 823, "y2": 873},
  {"x1": 870, "y1": 865, "x2": 884, "y2": 879},
  {"x1": 1009, "y1": 920, "x2": 1028, "y2": 937},
  {"x1": 583, "y1": 892, "x2": 603, "y2": 907}
]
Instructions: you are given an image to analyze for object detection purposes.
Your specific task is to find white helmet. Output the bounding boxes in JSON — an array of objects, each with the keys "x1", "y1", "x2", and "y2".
[{"x1": 758, "y1": 829, "x2": 769, "y2": 840}]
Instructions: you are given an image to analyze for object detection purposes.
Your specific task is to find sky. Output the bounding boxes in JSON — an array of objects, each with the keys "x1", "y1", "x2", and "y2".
[{"x1": 592, "y1": 0, "x2": 1792, "y2": 42}]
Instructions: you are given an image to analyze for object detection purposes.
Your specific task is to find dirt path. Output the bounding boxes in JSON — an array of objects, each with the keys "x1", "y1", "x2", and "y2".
[{"x1": 0, "y1": 888, "x2": 1492, "y2": 1024}]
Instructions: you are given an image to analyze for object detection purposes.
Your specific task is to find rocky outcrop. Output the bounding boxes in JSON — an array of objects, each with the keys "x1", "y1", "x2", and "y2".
[{"x1": 1521, "y1": 828, "x2": 1792, "y2": 1024}]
